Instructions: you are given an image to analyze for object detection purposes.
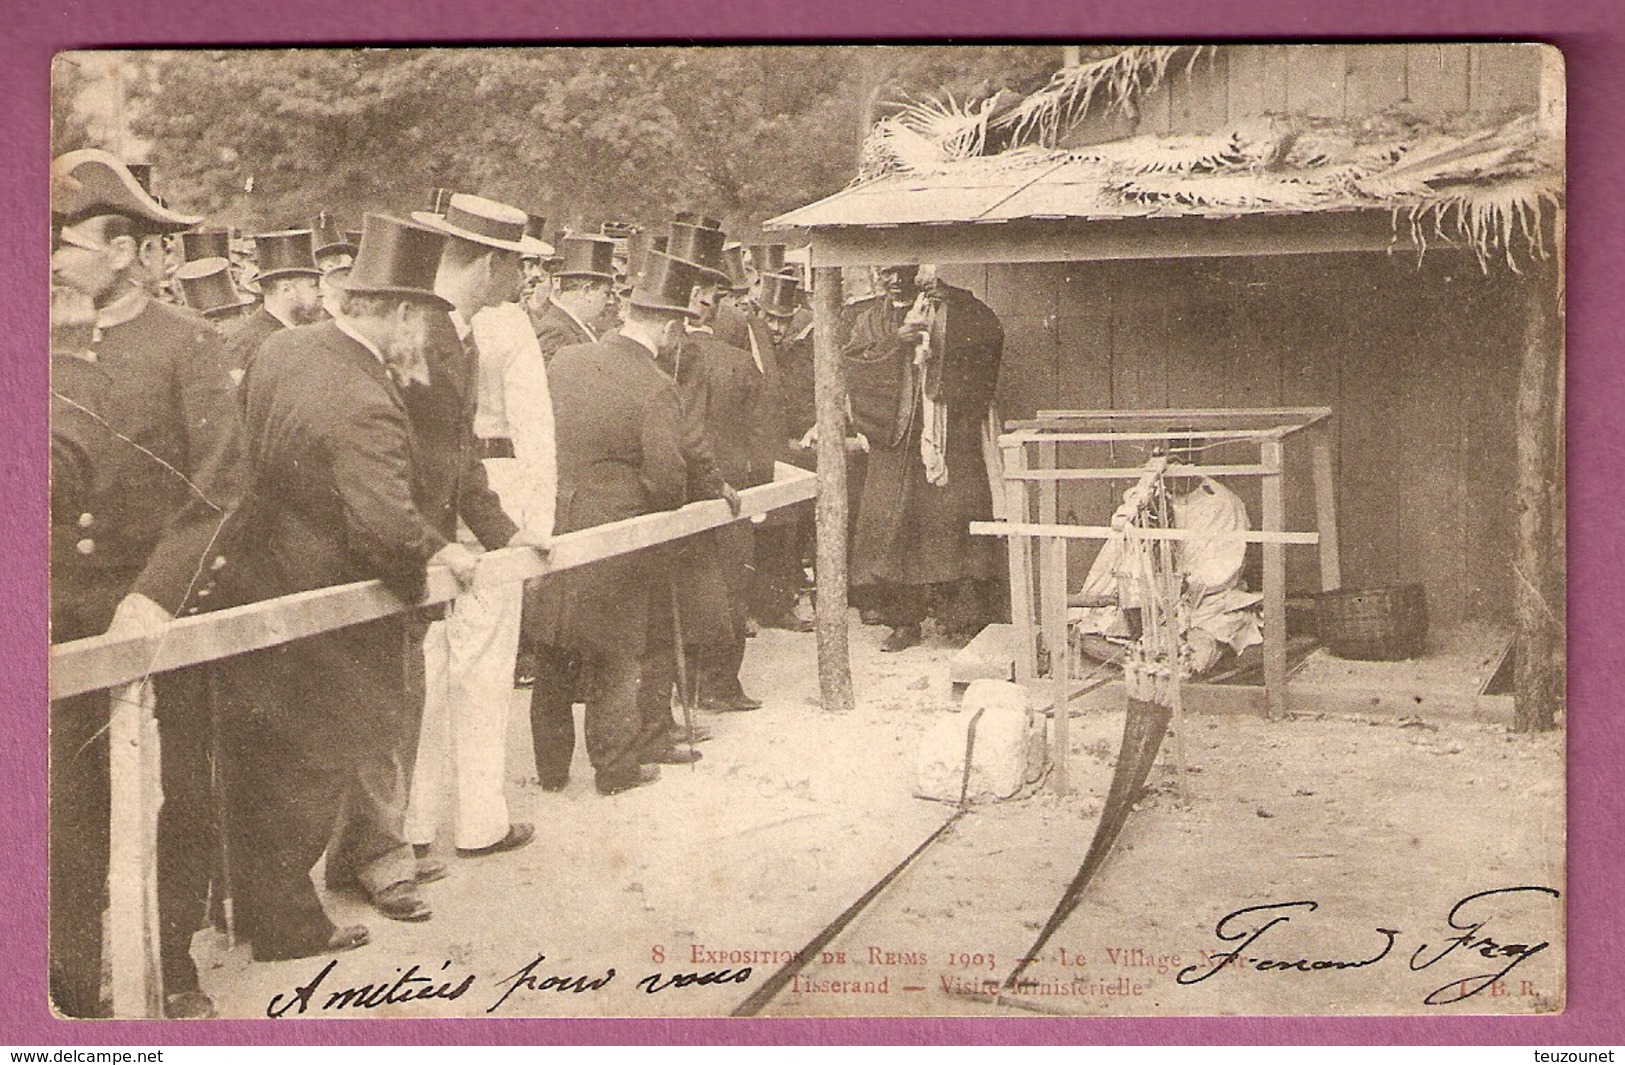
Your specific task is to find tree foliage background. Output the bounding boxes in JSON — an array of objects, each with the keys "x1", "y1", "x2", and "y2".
[{"x1": 55, "y1": 46, "x2": 1092, "y2": 240}]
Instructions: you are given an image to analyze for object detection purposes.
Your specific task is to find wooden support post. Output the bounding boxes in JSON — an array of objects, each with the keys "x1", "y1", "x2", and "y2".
[
  {"x1": 1003, "y1": 443, "x2": 1037, "y2": 682},
  {"x1": 1041, "y1": 535, "x2": 1071, "y2": 796},
  {"x1": 1260, "y1": 440, "x2": 1288, "y2": 720},
  {"x1": 1311, "y1": 422, "x2": 1342, "y2": 591},
  {"x1": 812, "y1": 265, "x2": 854, "y2": 713},
  {"x1": 1514, "y1": 268, "x2": 1564, "y2": 732},
  {"x1": 107, "y1": 680, "x2": 162, "y2": 1018}
]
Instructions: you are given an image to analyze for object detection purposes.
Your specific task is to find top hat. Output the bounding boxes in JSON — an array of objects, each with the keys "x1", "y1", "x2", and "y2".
[
  {"x1": 252, "y1": 229, "x2": 322, "y2": 283},
  {"x1": 173, "y1": 257, "x2": 255, "y2": 319},
  {"x1": 412, "y1": 193, "x2": 530, "y2": 254},
  {"x1": 335, "y1": 213, "x2": 451, "y2": 310},
  {"x1": 310, "y1": 212, "x2": 358, "y2": 258},
  {"x1": 748, "y1": 244, "x2": 786, "y2": 277},
  {"x1": 628, "y1": 251, "x2": 701, "y2": 318},
  {"x1": 600, "y1": 221, "x2": 639, "y2": 240},
  {"x1": 426, "y1": 187, "x2": 454, "y2": 216},
  {"x1": 553, "y1": 236, "x2": 618, "y2": 282},
  {"x1": 673, "y1": 210, "x2": 722, "y2": 230},
  {"x1": 182, "y1": 228, "x2": 233, "y2": 263},
  {"x1": 518, "y1": 213, "x2": 554, "y2": 259},
  {"x1": 51, "y1": 149, "x2": 201, "y2": 231},
  {"x1": 667, "y1": 218, "x2": 727, "y2": 283},
  {"x1": 721, "y1": 242, "x2": 749, "y2": 292},
  {"x1": 758, "y1": 272, "x2": 802, "y2": 319}
]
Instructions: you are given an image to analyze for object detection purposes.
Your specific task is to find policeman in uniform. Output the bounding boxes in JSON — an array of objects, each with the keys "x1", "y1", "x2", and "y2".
[{"x1": 50, "y1": 149, "x2": 247, "y2": 1018}]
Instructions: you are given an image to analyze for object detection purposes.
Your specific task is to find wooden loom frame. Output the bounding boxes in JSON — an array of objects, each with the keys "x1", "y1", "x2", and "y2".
[{"x1": 970, "y1": 407, "x2": 1338, "y2": 796}]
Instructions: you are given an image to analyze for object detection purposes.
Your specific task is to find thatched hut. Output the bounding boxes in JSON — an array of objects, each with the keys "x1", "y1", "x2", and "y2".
[{"x1": 772, "y1": 44, "x2": 1564, "y2": 729}]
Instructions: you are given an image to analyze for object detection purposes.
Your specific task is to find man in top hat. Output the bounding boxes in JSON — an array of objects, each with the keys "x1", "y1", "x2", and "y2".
[
  {"x1": 529, "y1": 234, "x2": 615, "y2": 360},
  {"x1": 49, "y1": 148, "x2": 247, "y2": 1017},
  {"x1": 649, "y1": 216, "x2": 765, "y2": 718},
  {"x1": 743, "y1": 271, "x2": 827, "y2": 632},
  {"x1": 172, "y1": 256, "x2": 256, "y2": 328},
  {"x1": 844, "y1": 264, "x2": 1005, "y2": 651},
  {"x1": 226, "y1": 212, "x2": 480, "y2": 961},
  {"x1": 515, "y1": 233, "x2": 617, "y2": 684},
  {"x1": 529, "y1": 250, "x2": 699, "y2": 797},
  {"x1": 222, "y1": 229, "x2": 325, "y2": 377},
  {"x1": 310, "y1": 212, "x2": 360, "y2": 319},
  {"x1": 401, "y1": 193, "x2": 554, "y2": 868}
]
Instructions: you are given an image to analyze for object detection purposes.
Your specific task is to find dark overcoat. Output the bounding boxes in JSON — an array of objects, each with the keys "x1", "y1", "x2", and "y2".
[
  {"x1": 221, "y1": 306, "x2": 285, "y2": 381},
  {"x1": 530, "y1": 300, "x2": 595, "y2": 362},
  {"x1": 846, "y1": 285, "x2": 1004, "y2": 588},
  {"x1": 401, "y1": 312, "x2": 519, "y2": 549},
  {"x1": 534, "y1": 334, "x2": 686, "y2": 655},
  {"x1": 234, "y1": 321, "x2": 449, "y2": 767}
]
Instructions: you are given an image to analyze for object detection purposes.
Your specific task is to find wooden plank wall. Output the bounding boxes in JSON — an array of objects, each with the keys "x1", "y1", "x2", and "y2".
[
  {"x1": 937, "y1": 254, "x2": 1530, "y2": 623},
  {"x1": 1063, "y1": 44, "x2": 1544, "y2": 147}
]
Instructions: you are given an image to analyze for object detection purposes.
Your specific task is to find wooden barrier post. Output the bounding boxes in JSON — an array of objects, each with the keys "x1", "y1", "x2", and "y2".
[
  {"x1": 1002, "y1": 442, "x2": 1038, "y2": 682},
  {"x1": 1041, "y1": 534, "x2": 1071, "y2": 796},
  {"x1": 1311, "y1": 420, "x2": 1342, "y2": 591},
  {"x1": 812, "y1": 265, "x2": 855, "y2": 713},
  {"x1": 1260, "y1": 439, "x2": 1288, "y2": 720},
  {"x1": 107, "y1": 680, "x2": 162, "y2": 1019},
  {"x1": 1514, "y1": 267, "x2": 1564, "y2": 732}
]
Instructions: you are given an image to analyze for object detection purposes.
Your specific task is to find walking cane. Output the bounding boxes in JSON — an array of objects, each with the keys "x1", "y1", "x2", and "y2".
[{"x1": 668, "y1": 577, "x2": 698, "y2": 769}]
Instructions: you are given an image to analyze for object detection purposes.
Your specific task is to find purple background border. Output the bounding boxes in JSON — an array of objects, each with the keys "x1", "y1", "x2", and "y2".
[{"x1": 8, "y1": 0, "x2": 1620, "y2": 1046}]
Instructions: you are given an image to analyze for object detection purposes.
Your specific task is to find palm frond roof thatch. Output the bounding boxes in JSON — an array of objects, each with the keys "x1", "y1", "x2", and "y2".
[{"x1": 772, "y1": 49, "x2": 1563, "y2": 271}]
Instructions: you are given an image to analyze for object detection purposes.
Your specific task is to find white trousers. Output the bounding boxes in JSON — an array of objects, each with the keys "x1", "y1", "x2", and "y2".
[{"x1": 405, "y1": 459, "x2": 526, "y2": 850}]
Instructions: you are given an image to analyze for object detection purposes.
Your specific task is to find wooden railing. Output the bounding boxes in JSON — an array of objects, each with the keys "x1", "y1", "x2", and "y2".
[{"x1": 49, "y1": 464, "x2": 818, "y2": 1018}]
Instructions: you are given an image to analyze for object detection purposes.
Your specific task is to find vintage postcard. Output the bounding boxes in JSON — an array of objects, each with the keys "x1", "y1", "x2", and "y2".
[{"x1": 46, "y1": 42, "x2": 1564, "y2": 1023}]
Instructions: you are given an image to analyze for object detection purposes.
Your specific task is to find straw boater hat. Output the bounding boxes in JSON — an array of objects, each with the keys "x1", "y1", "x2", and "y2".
[
  {"x1": 251, "y1": 229, "x2": 322, "y2": 283},
  {"x1": 628, "y1": 251, "x2": 702, "y2": 319},
  {"x1": 181, "y1": 228, "x2": 233, "y2": 263},
  {"x1": 413, "y1": 193, "x2": 538, "y2": 255},
  {"x1": 50, "y1": 149, "x2": 201, "y2": 231},
  {"x1": 758, "y1": 272, "x2": 802, "y2": 319},
  {"x1": 553, "y1": 235, "x2": 618, "y2": 282},
  {"x1": 335, "y1": 213, "x2": 452, "y2": 311},
  {"x1": 173, "y1": 257, "x2": 255, "y2": 319}
]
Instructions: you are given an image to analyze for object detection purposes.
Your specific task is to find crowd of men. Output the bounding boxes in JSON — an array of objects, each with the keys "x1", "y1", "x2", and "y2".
[{"x1": 48, "y1": 149, "x2": 1006, "y2": 1019}]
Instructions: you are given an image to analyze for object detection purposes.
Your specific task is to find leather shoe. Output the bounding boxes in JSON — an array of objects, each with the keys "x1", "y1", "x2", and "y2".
[
  {"x1": 698, "y1": 693, "x2": 761, "y2": 713},
  {"x1": 415, "y1": 858, "x2": 448, "y2": 885},
  {"x1": 642, "y1": 745, "x2": 703, "y2": 765},
  {"x1": 457, "y1": 823, "x2": 535, "y2": 858},
  {"x1": 254, "y1": 923, "x2": 370, "y2": 962},
  {"x1": 597, "y1": 764, "x2": 660, "y2": 796},
  {"x1": 763, "y1": 613, "x2": 814, "y2": 633},
  {"x1": 372, "y1": 883, "x2": 432, "y2": 922},
  {"x1": 881, "y1": 623, "x2": 922, "y2": 652},
  {"x1": 667, "y1": 722, "x2": 713, "y2": 743}
]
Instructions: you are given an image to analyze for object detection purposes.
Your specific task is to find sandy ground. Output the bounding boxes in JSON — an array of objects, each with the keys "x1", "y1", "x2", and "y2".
[{"x1": 197, "y1": 614, "x2": 1563, "y2": 1020}]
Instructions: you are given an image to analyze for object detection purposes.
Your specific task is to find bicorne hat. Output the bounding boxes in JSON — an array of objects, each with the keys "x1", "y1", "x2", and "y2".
[
  {"x1": 51, "y1": 149, "x2": 201, "y2": 231},
  {"x1": 252, "y1": 229, "x2": 322, "y2": 283},
  {"x1": 758, "y1": 272, "x2": 802, "y2": 319},
  {"x1": 173, "y1": 257, "x2": 255, "y2": 319},
  {"x1": 335, "y1": 213, "x2": 451, "y2": 310},
  {"x1": 628, "y1": 251, "x2": 702, "y2": 319},
  {"x1": 412, "y1": 193, "x2": 531, "y2": 254},
  {"x1": 182, "y1": 228, "x2": 233, "y2": 263},
  {"x1": 554, "y1": 236, "x2": 618, "y2": 282}
]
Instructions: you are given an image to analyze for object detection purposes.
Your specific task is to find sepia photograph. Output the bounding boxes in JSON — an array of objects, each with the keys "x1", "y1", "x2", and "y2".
[{"x1": 46, "y1": 42, "x2": 1565, "y2": 1023}]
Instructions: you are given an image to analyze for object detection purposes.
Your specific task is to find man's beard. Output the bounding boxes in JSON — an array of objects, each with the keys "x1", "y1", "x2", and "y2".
[{"x1": 382, "y1": 329, "x2": 432, "y2": 389}]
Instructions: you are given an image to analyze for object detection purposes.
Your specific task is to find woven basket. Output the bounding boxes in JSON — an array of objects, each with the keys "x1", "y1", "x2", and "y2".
[{"x1": 1314, "y1": 584, "x2": 1428, "y2": 661}]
